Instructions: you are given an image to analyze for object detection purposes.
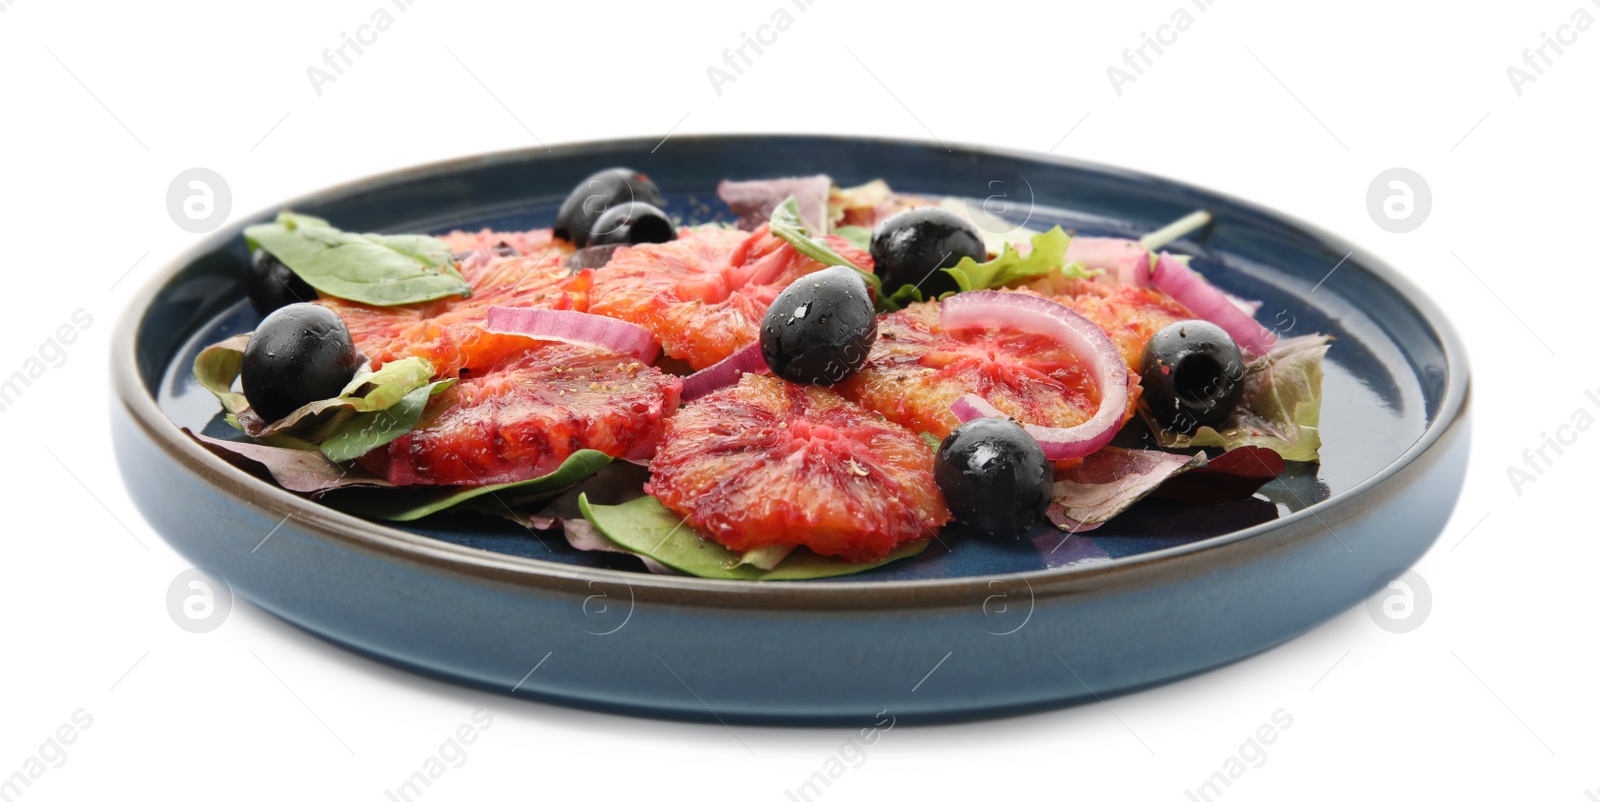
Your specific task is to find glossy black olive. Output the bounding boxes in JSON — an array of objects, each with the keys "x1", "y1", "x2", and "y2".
[
  {"x1": 552, "y1": 167, "x2": 666, "y2": 247},
  {"x1": 868, "y1": 207, "x2": 987, "y2": 297},
  {"x1": 760, "y1": 265, "x2": 878, "y2": 386},
  {"x1": 1139, "y1": 320, "x2": 1246, "y2": 435},
  {"x1": 935, "y1": 417, "x2": 1053, "y2": 539},
  {"x1": 588, "y1": 202, "x2": 676, "y2": 247},
  {"x1": 241, "y1": 303, "x2": 361, "y2": 423},
  {"x1": 246, "y1": 249, "x2": 315, "y2": 316}
]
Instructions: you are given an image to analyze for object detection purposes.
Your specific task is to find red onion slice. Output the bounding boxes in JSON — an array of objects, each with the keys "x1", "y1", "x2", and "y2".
[
  {"x1": 941, "y1": 291, "x2": 1130, "y2": 460},
  {"x1": 681, "y1": 342, "x2": 769, "y2": 402},
  {"x1": 1149, "y1": 253, "x2": 1277, "y2": 356},
  {"x1": 485, "y1": 307, "x2": 660, "y2": 362},
  {"x1": 1064, "y1": 236, "x2": 1152, "y2": 288}
]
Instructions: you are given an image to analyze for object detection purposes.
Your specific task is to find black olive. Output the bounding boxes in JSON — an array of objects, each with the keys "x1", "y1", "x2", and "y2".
[
  {"x1": 1139, "y1": 320, "x2": 1246, "y2": 435},
  {"x1": 588, "y1": 202, "x2": 676, "y2": 247},
  {"x1": 760, "y1": 265, "x2": 877, "y2": 386},
  {"x1": 935, "y1": 417, "x2": 1053, "y2": 539},
  {"x1": 241, "y1": 303, "x2": 361, "y2": 423},
  {"x1": 567, "y1": 244, "x2": 624, "y2": 272},
  {"x1": 552, "y1": 167, "x2": 666, "y2": 247},
  {"x1": 246, "y1": 249, "x2": 315, "y2": 316},
  {"x1": 868, "y1": 207, "x2": 987, "y2": 297}
]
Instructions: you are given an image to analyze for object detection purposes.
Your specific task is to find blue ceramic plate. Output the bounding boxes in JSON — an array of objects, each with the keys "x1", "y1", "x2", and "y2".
[{"x1": 114, "y1": 135, "x2": 1469, "y2": 724}]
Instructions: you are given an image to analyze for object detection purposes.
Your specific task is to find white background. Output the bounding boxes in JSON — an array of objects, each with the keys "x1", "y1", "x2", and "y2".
[{"x1": 2, "y1": 0, "x2": 1596, "y2": 799}]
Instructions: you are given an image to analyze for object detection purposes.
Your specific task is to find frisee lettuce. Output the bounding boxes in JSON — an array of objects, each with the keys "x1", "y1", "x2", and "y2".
[{"x1": 942, "y1": 226, "x2": 1093, "y2": 292}]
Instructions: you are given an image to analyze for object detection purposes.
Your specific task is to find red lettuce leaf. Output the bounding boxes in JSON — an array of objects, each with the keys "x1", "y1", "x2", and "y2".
[
  {"x1": 1152, "y1": 446, "x2": 1285, "y2": 505},
  {"x1": 1050, "y1": 447, "x2": 1205, "y2": 527},
  {"x1": 186, "y1": 429, "x2": 391, "y2": 494},
  {"x1": 717, "y1": 175, "x2": 833, "y2": 232}
]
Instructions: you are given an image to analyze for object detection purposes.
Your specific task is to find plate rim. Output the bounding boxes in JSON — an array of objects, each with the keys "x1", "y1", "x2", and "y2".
[{"x1": 113, "y1": 133, "x2": 1471, "y2": 608}]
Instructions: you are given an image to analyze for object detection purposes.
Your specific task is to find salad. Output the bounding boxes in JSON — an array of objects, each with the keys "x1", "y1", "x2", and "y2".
[{"x1": 189, "y1": 168, "x2": 1331, "y2": 580}]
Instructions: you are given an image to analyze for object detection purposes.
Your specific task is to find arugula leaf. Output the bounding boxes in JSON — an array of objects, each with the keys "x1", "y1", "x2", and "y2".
[
  {"x1": 942, "y1": 227, "x2": 1092, "y2": 292},
  {"x1": 245, "y1": 211, "x2": 470, "y2": 306},
  {"x1": 319, "y1": 379, "x2": 455, "y2": 462},
  {"x1": 579, "y1": 494, "x2": 930, "y2": 580},
  {"x1": 1150, "y1": 334, "x2": 1332, "y2": 462},
  {"x1": 877, "y1": 282, "x2": 926, "y2": 313},
  {"x1": 768, "y1": 197, "x2": 857, "y2": 268},
  {"x1": 767, "y1": 197, "x2": 886, "y2": 299},
  {"x1": 330, "y1": 450, "x2": 615, "y2": 522}
]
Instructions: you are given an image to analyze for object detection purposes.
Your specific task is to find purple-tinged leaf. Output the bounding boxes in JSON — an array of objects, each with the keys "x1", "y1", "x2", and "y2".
[
  {"x1": 1152, "y1": 446, "x2": 1285, "y2": 505},
  {"x1": 1050, "y1": 447, "x2": 1205, "y2": 527},
  {"x1": 186, "y1": 429, "x2": 391, "y2": 494},
  {"x1": 718, "y1": 175, "x2": 833, "y2": 233}
]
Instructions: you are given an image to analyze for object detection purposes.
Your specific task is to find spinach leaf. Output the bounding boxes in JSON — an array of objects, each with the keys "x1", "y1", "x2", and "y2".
[
  {"x1": 245, "y1": 211, "x2": 470, "y2": 306},
  {"x1": 319, "y1": 379, "x2": 455, "y2": 463},
  {"x1": 332, "y1": 450, "x2": 614, "y2": 522},
  {"x1": 579, "y1": 494, "x2": 930, "y2": 580}
]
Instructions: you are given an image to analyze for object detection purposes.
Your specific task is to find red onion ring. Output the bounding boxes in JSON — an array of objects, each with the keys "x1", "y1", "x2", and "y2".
[
  {"x1": 681, "y1": 342, "x2": 769, "y2": 402},
  {"x1": 941, "y1": 291, "x2": 1130, "y2": 460},
  {"x1": 485, "y1": 307, "x2": 660, "y2": 362},
  {"x1": 1149, "y1": 253, "x2": 1277, "y2": 356}
]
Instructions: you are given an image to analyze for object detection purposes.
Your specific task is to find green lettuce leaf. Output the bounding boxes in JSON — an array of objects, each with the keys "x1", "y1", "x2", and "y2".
[
  {"x1": 1150, "y1": 334, "x2": 1332, "y2": 462},
  {"x1": 832, "y1": 225, "x2": 873, "y2": 251},
  {"x1": 245, "y1": 211, "x2": 470, "y2": 306},
  {"x1": 942, "y1": 226, "x2": 1093, "y2": 292},
  {"x1": 579, "y1": 494, "x2": 929, "y2": 580},
  {"x1": 192, "y1": 334, "x2": 439, "y2": 445},
  {"x1": 192, "y1": 334, "x2": 252, "y2": 416},
  {"x1": 242, "y1": 356, "x2": 435, "y2": 440}
]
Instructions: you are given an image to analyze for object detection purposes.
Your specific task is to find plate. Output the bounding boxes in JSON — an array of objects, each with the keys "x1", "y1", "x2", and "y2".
[{"x1": 113, "y1": 135, "x2": 1469, "y2": 724}]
